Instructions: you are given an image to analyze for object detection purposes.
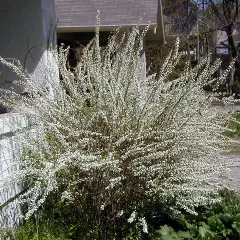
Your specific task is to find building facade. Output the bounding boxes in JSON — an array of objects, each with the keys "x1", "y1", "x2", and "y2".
[{"x1": 0, "y1": 0, "x2": 57, "y2": 228}]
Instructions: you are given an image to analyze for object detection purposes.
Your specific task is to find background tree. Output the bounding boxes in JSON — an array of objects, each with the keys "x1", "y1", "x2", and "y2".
[
  {"x1": 146, "y1": 0, "x2": 200, "y2": 77},
  {"x1": 162, "y1": 0, "x2": 240, "y2": 94},
  {"x1": 207, "y1": 0, "x2": 240, "y2": 94}
]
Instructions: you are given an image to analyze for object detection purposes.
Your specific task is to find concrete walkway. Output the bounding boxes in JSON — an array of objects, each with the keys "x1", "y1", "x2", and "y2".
[
  {"x1": 221, "y1": 155, "x2": 240, "y2": 192},
  {"x1": 210, "y1": 100, "x2": 240, "y2": 192}
]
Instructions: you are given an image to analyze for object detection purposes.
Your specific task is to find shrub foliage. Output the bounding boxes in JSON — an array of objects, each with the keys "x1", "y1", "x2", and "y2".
[{"x1": 0, "y1": 19, "x2": 233, "y2": 238}]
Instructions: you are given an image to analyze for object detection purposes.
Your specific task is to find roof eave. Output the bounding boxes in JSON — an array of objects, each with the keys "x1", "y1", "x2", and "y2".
[{"x1": 56, "y1": 23, "x2": 157, "y2": 33}]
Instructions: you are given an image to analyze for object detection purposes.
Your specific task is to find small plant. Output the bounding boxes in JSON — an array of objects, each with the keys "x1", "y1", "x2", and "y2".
[
  {"x1": 153, "y1": 189, "x2": 240, "y2": 239},
  {"x1": 1, "y1": 218, "x2": 69, "y2": 240},
  {"x1": 224, "y1": 112, "x2": 240, "y2": 137}
]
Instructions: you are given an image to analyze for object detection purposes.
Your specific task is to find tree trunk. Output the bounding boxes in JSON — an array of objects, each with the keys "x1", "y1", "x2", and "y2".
[{"x1": 225, "y1": 25, "x2": 240, "y2": 95}]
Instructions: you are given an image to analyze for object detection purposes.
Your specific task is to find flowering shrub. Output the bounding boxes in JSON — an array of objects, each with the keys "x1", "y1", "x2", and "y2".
[{"x1": 0, "y1": 19, "x2": 233, "y2": 237}]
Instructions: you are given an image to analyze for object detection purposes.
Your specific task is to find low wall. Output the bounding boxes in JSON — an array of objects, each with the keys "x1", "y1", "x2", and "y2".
[{"x1": 0, "y1": 113, "x2": 27, "y2": 229}]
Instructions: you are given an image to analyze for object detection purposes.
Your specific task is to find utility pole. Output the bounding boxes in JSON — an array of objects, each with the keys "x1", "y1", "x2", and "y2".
[{"x1": 156, "y1": 0, "x2": 166, "y2": 46}]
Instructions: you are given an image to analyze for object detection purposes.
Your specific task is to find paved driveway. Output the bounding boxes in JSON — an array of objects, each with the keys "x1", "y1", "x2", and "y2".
[
  {"x1": 221, "y1": 155, "x2": 240, "y2": 192},
  {"x1": 210, "y1": 102, "x2": 240, "y2": 192}
]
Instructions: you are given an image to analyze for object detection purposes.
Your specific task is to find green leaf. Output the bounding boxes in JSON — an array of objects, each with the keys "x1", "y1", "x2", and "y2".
[
  {"x1": 208, "y1": 216, "x2": 217, "y2": 229},
  {"x1": 161, "y1": 236, "x2": 176, "y2": 240},
  {"x1": 158, "y1": 225, "x2": 174, "y2": 236},
  {"x1": 232, "y1": 222, "x2": 240, "y2": 232},
  {"x1": 185, "y1": 221, "x2": 198, "y2": 236},
  {"x1": 234, "y1": 214, "x2": 240, "y2": 223},
  {"x1": 177, "y1": 231, "x2": 192, "y2": 239},
  {"x1": 199, "y1": 226, "x2": 208, "y2": 238},
  {"x1": 156, "y1": 225, "x2": 182, "y2": 240}
]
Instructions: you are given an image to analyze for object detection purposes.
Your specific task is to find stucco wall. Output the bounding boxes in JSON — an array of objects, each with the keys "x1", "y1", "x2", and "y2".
[
  {"x1": 0, "y1": 0, "x2": 57, "y2": 230},
  {"x1": 0, "y1": 0, "x2": 57, "y2": 93},
  {"x1": 33, "y1": 0, "x2": 58, "y2": 89}
]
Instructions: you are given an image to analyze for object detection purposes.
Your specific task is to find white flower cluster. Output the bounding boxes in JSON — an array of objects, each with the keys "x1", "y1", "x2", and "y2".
[{"x1": 0, "y1": 19, "x2": 233, "y2": 230}]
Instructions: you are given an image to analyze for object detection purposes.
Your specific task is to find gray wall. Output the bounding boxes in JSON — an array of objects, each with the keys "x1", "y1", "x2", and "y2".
[
  {"x1": 0, "y1": 0, "x2": 57, "y2": 229},
  {"x1": 0, "y1": 0, "x2": 56, "y2": 93}
]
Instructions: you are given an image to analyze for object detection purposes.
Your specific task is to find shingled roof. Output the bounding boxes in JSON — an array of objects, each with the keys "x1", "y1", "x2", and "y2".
[{"x1": 55, "y1": 0, "x2": 158, "y2": 32}]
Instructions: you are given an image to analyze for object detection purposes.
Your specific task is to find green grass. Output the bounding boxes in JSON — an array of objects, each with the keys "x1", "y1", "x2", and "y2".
[
  {"x1": 0, "y1": 218, "x2": 69, "y2": 240},
  {"x1": 224, "y1": 113, "x2": 240, "y2": 138}
]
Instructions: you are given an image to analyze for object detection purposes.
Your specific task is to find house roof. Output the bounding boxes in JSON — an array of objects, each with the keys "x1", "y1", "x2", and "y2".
[{"x1": 55, "y1": 0, "x2": 158, "y2": 32}]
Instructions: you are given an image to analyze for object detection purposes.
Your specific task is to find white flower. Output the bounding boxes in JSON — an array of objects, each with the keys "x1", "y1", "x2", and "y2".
[
  {"x1": 128, "y1": 211, "x2": 136, "y2": 223},
  {"x1": 140, "y1": 217, "x2": 148, "y2": 233},
  {"x1": 116, "y1": 210, "x2": 124, "y2": 217},
  {"x1": 61, "y1": 191, "x2": 73, "y2": 202},
  {"x1": 0, "y1": 19, "x2": 233, "y2": 223}
]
